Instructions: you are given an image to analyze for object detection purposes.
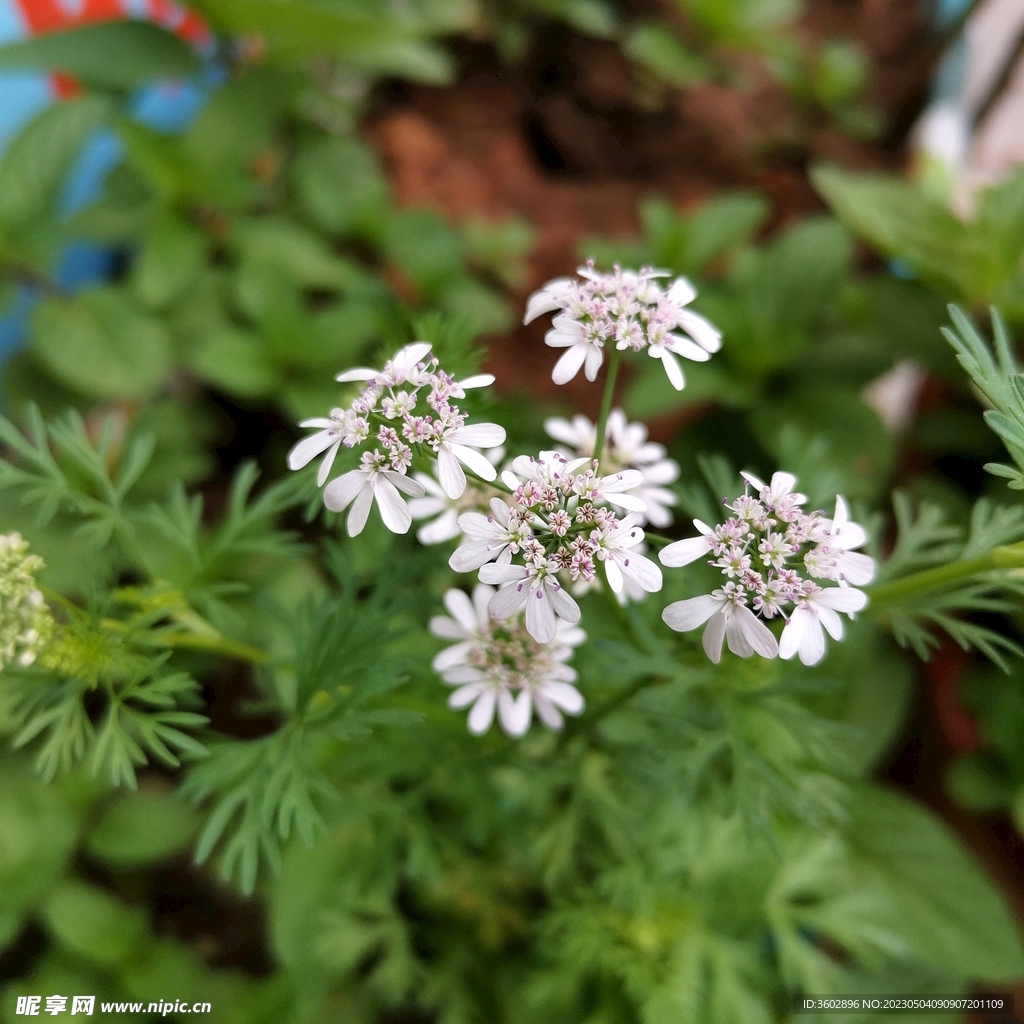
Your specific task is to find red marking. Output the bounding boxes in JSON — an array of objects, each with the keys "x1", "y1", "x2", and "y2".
[
  {"x1": 13, "y1": 0, "x2": 124, "y2": 34},
  {"x1": 925, "y1": 645, "x2": 980, "y2": 752},
  {"x1": 50, "y1": 72, "x2": 81, "y2": 98}
]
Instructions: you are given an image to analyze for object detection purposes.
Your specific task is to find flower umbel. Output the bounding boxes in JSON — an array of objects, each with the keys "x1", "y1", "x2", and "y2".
[
  {"x1": 524, "y1": 261, "x2": 721, "y2": 390},
  {"x1": 0, "y1": 533, "x2": 54, "y2": 670},
  {"x1": 544, "y1": 409, "x2": 680, "y2": 527},
  {"x1": 288, "y1": 343, "x2": 506, "y2": 534},
  {"x1": 430, "y1": 585, "x2": 585, "y2": 736},
  {"x1": 659, "y1": 471, "x2": 875, "y2": 665},
  {"x1": 451, "y1": 451, "x2": 663, "y2": 642}
]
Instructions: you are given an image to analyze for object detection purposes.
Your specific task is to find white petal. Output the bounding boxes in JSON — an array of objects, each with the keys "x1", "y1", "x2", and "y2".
[
  {"x1": 430, "y1": 615, "x2": 467, "y2": 640},
  {"x1": 605, "y1": 492, "x2": 648, "y2": 512},
  {"x1": 702, "y1": 609, "x2": 728, "y2": 663},
  {"x1": 667, "y1": 277, "x2": 697, "y2": 306},
  {"x1": 384, "y1": 472, "x2": 426, "y2": 497},
  {"x1": 437, "y1": 447, "x2": 467, "y2": 499},
  {"x1": 450, "y1": 443, "x2": 500, "y2": 482},
  {"x1": 659, "y1": 536, "x2": 712, "y2": 567},
  {"x1": 458, "y1": 511, "x2": 501, "y2": 539},
  {"x1": 450, "y1": 423, "x2": 506, "y2": 447},
  {"x1": 836, "y1": 551, "x2": 875, "y2": 586},
  {"x1": 584, "y1": 345, "x2": 604, "y2": 381},
  {"x1": 346, "y1": 485, "x2": 373, "y2": 536},
  {"x1": 543, "y1": 416, "x2": 583, "y2": 446},
  {"x1": 467, "y1": 691, "x2": 497, "y2": 734},
  {"x1": 817, "y1": 587, "x2": 868, "y2": 614},
  {"x1": 676, "y1": 308, "x2": 722, "y2": 352},
  {"x1": 499, "y1": 690, "x2": 532, "y2": 737},
  {"x1": 479, "y1": 563, "x2": 528, "y2": 585},
  {"x1": 450, "y1": 541, "x2": 503, "y2": 573},
  {"x1": 458, "y1": 374, "x2": 495, "y2": 389},
  {"x1": 740, "y1": 470, "x2": 766, "y2": 491},
  {"x1": 617, "y1": 552, "x2": 663, "y2": 593},
  {"x1": 546, "y1": 582, "x2": 581, "y2": 622},
  {"x1": 373, "y1": 477, "x2": 412, "y2": 534},
  {"x1": 660, "y1": 350, "x2": 685, "y2": 391},
  {"x1": 335, "y1": 367, "x2": 377, "y2": 382},
  {"x1": 443, "y1": 666, "x2": 484, "y2": 684},
  {"x1": 728, "y1": 605, "x2": 778, "y2": 659},
  {"x1": 541, "y1": 681, "x2": 584, "y2": 714},
  {"x1": 417, "y1": 509, "x2": 461, "y2": 544},
  {"x1": 288, "y1": 430, "x2": 336, "y2": 471},
  {"x1": 408, "y1": 496, "x2": 447, "y2": 518},
  {"x1": 552, "y1": 344, "x2": 588, "y2": 386},
  {"x1": 769, "y1": 472, "x2": 798, "y2": 498},
  {"x1": 534, "y1": 696, "x2": 564, "y2": 730},
  {"x1": 605, "y1": 558, "x2": 624, "y2": 594},
  {"x1": 817, "y1": 605, "x2": 844, "y2": 642},
  {"x1": 316, "y1": 441, "x2": 342, "y2": 486},
  {"x1": 662, "y1": 594, "x2": 721, "y2": 632},
  {"x1": 448, "y1": 683, "x2": 484, "y2": 709},
  {"x1": 525, "y1": 587, "x2": 556, "y2": 643},
  {"x1": 432, "y1": 640, "x2": 475, "y2": 672},
  {"x1": 471, "y1": 584, "x2": 493, "y2": 627},
  {"x1": 524, "y1": 279, "x2": 572, "y2": 324},
  {"x1": 666, "y1": 333, "x2": 711, "y2": 362},
  {"x1": 600, "y1": 470, "x2": 645, "y2": 492},
  {"x1": 443, "y1": 589, "x2": 478, "y2": 632},
  {"x1": 488, "y1": 581, "x2": 530, "y2": 620},
  {"x1": 778, "y1": 609, "x2": 805, "y2": 661}
]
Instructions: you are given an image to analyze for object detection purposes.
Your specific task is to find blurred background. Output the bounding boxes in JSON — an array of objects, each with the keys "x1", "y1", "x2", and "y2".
[{"x1": 1, "y1": 0, "x2": 1024, "y2": 1021}]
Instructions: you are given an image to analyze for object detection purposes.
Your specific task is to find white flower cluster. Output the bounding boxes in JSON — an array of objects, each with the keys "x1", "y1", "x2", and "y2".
[
  {"x1": 544, "y1": 408, "x2": 679, "y2": 528},
  {"x1": 524, "y1": 261, "x2": 721, "y2": 390},
  {"x1": 431, "y1": 585, "x2": 585, "y2": 736},
  {"x1": 450, "y1": 451, "x2": 664, "y2": 644},
  {"x1": 0, "y1": 532, "x2": 53, "y2": 671},
  {"x1": 660, "y1": 472, "x2": 875, "y2": 666},
  {"x1": 288, "y1": 343, "x2": 506, "y2": 536}
]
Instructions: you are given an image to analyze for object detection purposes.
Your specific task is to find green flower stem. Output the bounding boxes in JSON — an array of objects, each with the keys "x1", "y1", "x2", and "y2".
[
  {"x1": 99, "y1": 617, "x2": 266, "y2": 663},
  {"x1": 868, "y1": 541, "x2": 1024, "y2": 608},
  {"x1": 592, "y1": 347, "x2": 622, "y2": 472}
]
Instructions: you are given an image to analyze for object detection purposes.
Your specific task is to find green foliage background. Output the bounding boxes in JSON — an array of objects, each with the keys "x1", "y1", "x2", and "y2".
[{"x1": 0, "y1": 2, "x2": 1023, "y2": 1022}]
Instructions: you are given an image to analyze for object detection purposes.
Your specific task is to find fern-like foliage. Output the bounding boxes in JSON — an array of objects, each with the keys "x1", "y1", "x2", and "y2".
[
  {"x1": 873, "y1": 494, "x2": 1024, "y2": 670},
  {"x1": 181, "y1": 552, "x2": 420, "y2": 893},
  {"x1": 943, "y1": 305, "x2": 1024, "y2": 488}
]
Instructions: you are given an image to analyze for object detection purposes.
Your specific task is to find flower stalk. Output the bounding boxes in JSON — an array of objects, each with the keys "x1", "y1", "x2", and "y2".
[
  {"x1": 592, "y1": 346, "x2": 621, "y2": 475},
  {"x1": 867, "y1": 541, "x2": 1024, "y2": 608}
]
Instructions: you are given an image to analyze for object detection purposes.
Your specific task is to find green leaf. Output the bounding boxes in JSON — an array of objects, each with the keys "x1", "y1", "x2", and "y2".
[
  {"x1": 0, "y1": 21, "x2": 199, "y2": 91},
  {"x1": 86, "y1": 790, "x2": 201, "y2": 868},
  {"x1": 189, "y1": 328, "x2": 280, "y2": 399},
  {"x1": 0, "y1": 96, "x2": 110, "y2": 226},
  {"x1": 624, "y1": 23, "x2": 708, "y2": 86},
  {"x1": 846, "y1": 787, "x2": 1024, "y2": 981},
  {"x1": 131, "y1": 214, "x2": 207, "y2": 310},
  {"x1": 42, "y1": 880, "x2": 147, "y2": 967},
  {"x1": 683, "y1": 193, "x2": 768, "y2": 271},
  {"x1": 31, "y1": 287, "x2": 173, "y2": 400},
  {"x1": 0, "y1": 773, "x2": 77, "y2": 916},
  {"x1": 291, "y1": 135, "x2": 387, "y2": 235}
]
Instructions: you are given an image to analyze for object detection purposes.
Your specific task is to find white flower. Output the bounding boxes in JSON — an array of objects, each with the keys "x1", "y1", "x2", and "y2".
[
  {"x1": 524, "y1": 263, "x2": 721, "y2": 390},
  {"x1": 449, "y1": 497, "x2": 531, "y2": 571},
  {"x1": 434, "y1": 421, "x2": 506, "y2": 499},
  {"x1": 659, "y1": 519, "x2": 717, "y2": 567},
  {"x1": 779, "y1": 583, "x2": 868, "y2": 666},
  {"x1": 0, "y1": 533, "x2": 54, "y2": 671},
  {"x1": 479, "y1": 558, "x2": 582, "y2": 644},
  {"x1": 323, "y1": 453, "x2": 425, "y2": 536},
  {"x1": 592, "y1": 514, "x2": 663, "y2": 595},
  {"x1": 408, "y1": 473, "x2": 463, "y2": 544},
  {"x1": 821, "y1": 496, "x2": 876, "y2": 586},
  {"x1": 287, "y1": 408, "x2": 367, "y2": 486},
  {"x1": 544, "y1": 409, "x2": 680, "y2": 527},
  {"x1": 430, "y1": 585, "x2": 585, "y2": 736},
  {"x1": 658, "y1": 470, "x2": 875, "y2": 666},
  {"x1": 662, "y1": 585, "x2": 778, "y2": 664},
  {"x1": 336, "y1": 341, "x2": 433, "y2": 387}
]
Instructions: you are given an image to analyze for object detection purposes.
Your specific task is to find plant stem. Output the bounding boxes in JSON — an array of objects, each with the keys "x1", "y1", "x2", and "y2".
[
  {"x1": 591, "y1": 347, "x2": 621, "y2": 471},
  {"x1": 867, "y1": 541, "x2": 1024, "y2": 607}
]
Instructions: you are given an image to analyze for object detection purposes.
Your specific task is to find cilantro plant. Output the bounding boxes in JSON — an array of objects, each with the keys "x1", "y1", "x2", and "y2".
[{"x1": 0, "y1": 6, "x2": 1022, "y2": 1024}]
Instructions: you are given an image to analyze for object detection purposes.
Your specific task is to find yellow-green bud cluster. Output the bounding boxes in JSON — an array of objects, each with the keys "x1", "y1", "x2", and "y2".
[{"x1": 0, "y1": 532, "x2": 53, "y2": 670}]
